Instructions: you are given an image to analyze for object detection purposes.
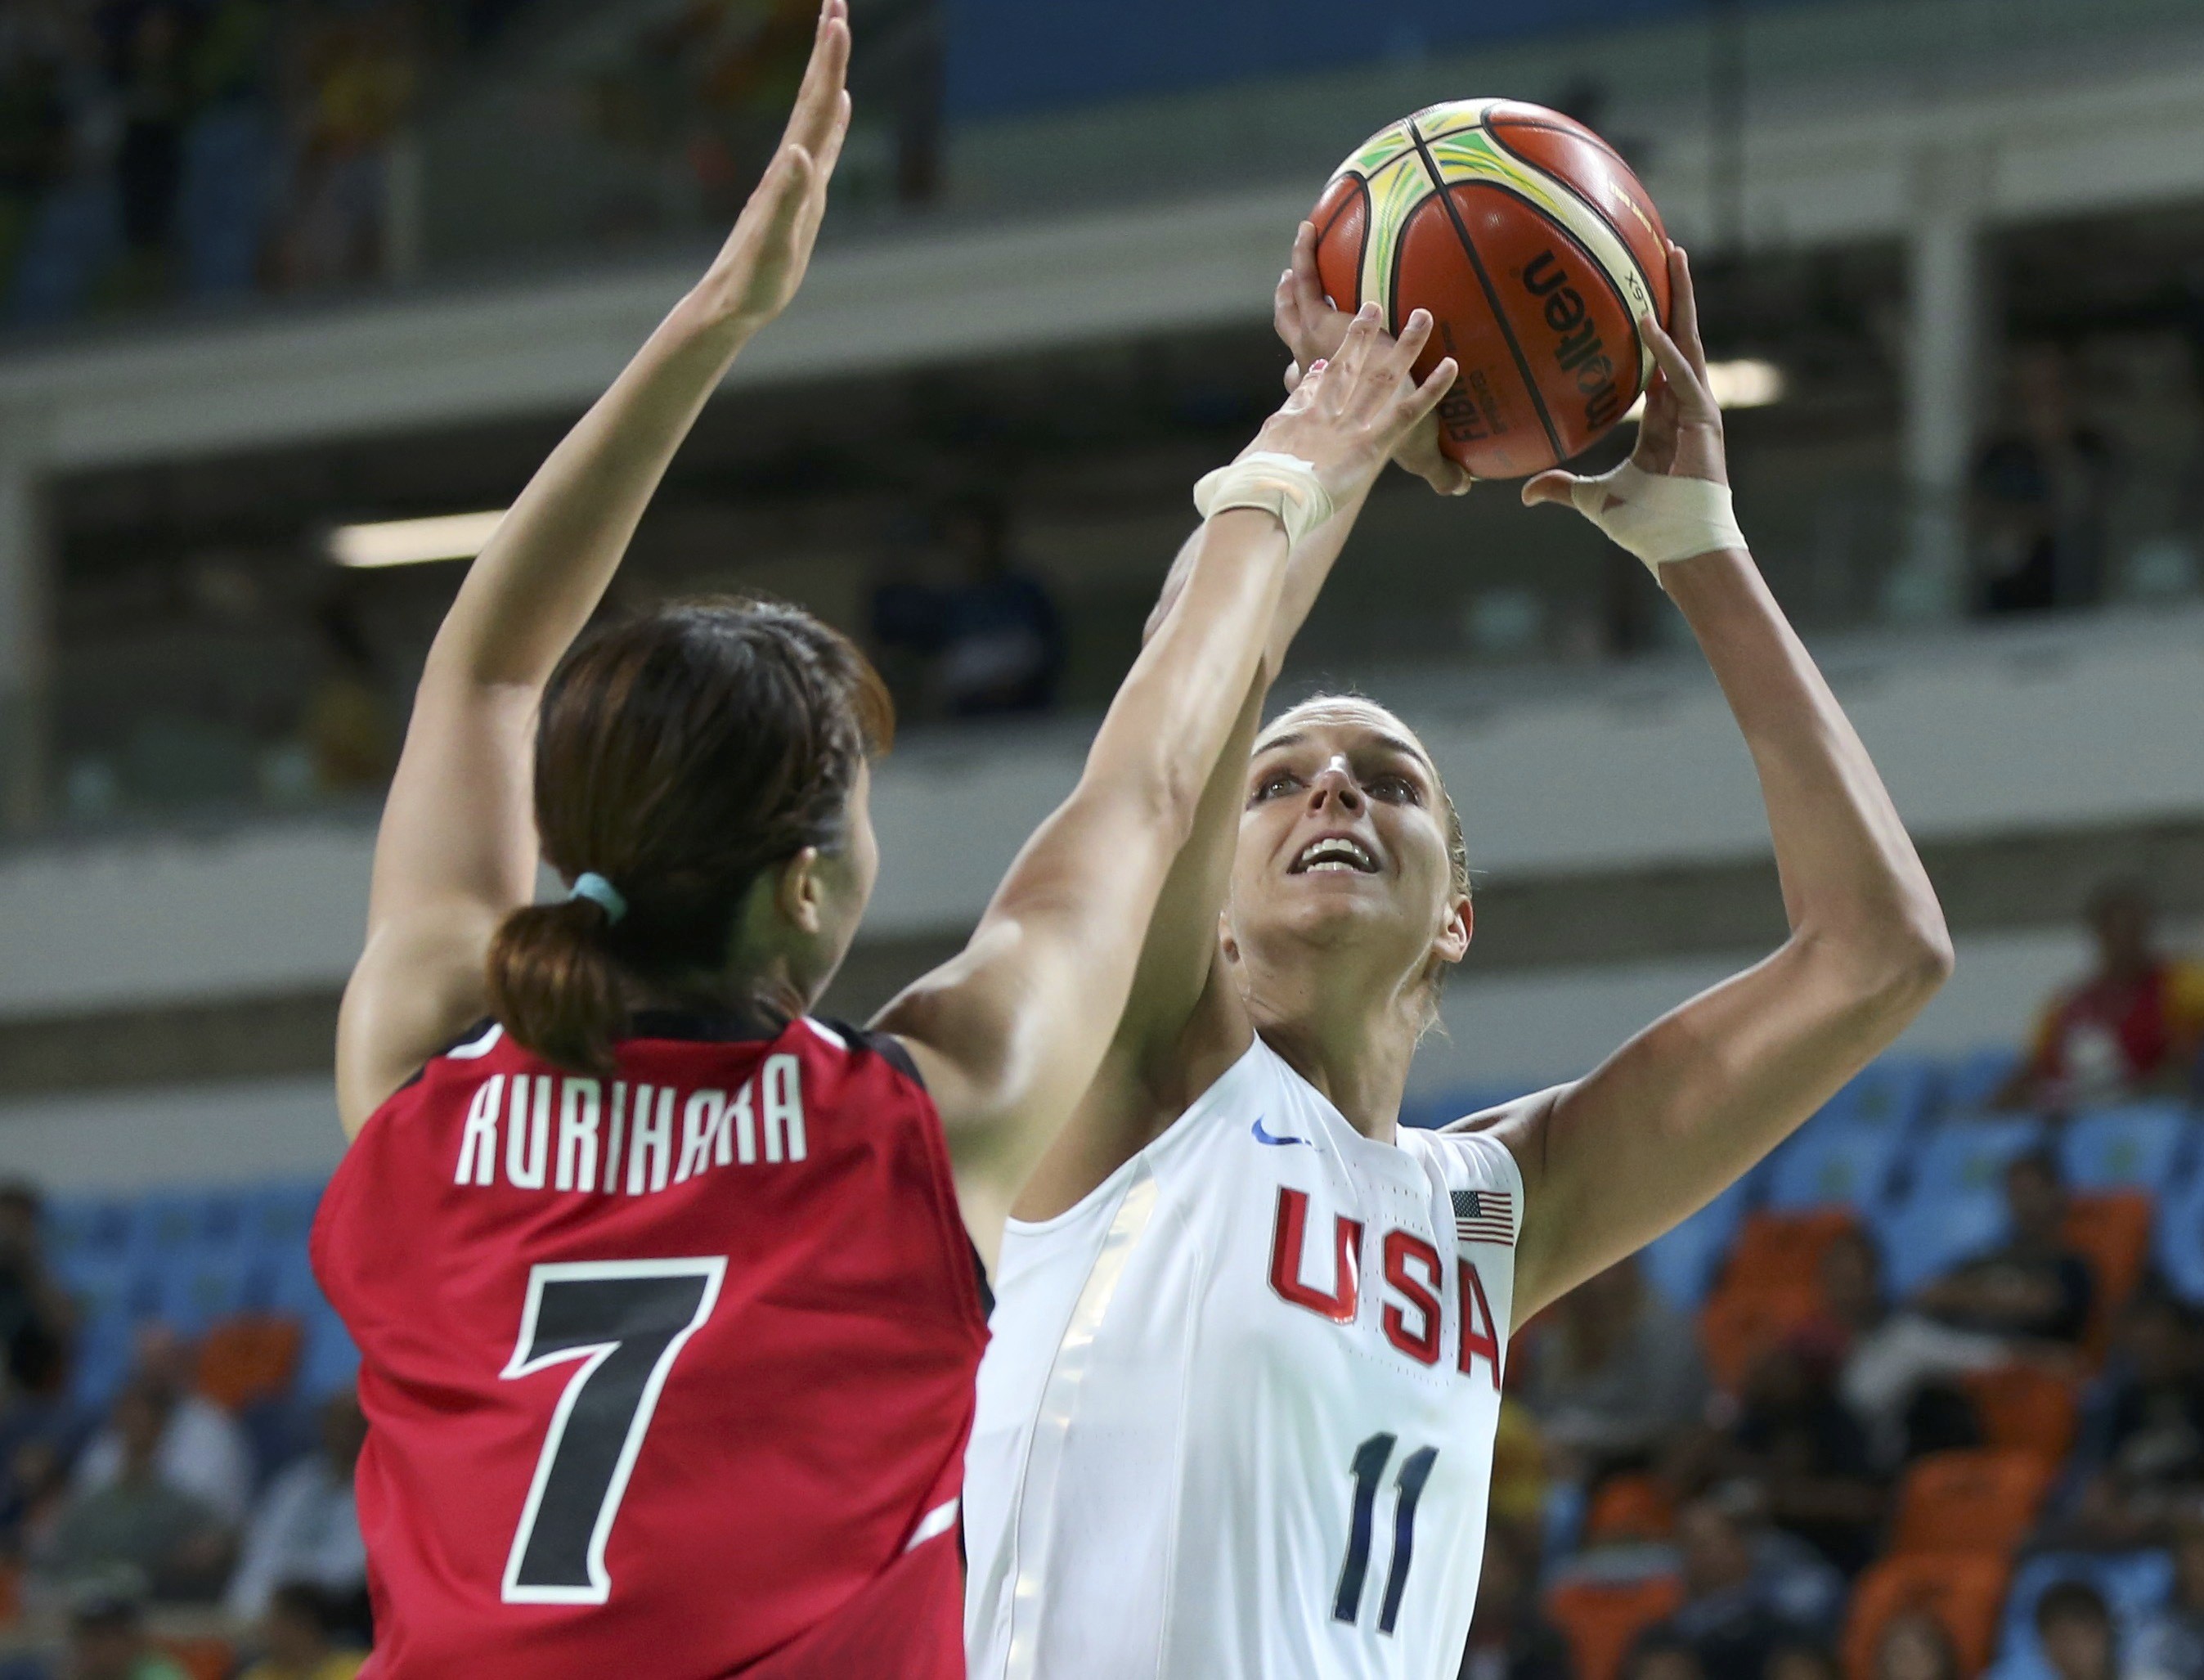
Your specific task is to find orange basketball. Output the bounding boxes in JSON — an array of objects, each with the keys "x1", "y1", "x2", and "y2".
[{"x1": 1309, "y1": 99, "x2": 1672, "y2": 480}]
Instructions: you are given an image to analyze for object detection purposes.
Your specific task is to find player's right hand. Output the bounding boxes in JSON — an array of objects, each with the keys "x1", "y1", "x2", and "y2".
[
  {"x1": 693, "y1": 0, "x2": 852, "y2": 335},
  {"x1": 1248, "y1": 303, "x2": 1457, "y2": 508},
  {"x1": 1274, "y1": 220, "x2": 1472, "y2": 497}
]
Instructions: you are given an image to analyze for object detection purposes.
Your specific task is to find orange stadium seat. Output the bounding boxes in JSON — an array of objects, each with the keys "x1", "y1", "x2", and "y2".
[
  {"x1": 1547, "y1": 1574, "x2": 1686, "y2": 1680},
  {"x1": 1843, "y1": 1553, "x2": 2011, "y2": 1680},
  {"x1": 1723, "y1": 1209, "x2": 1860, "y2": 1291},
  {"x1": 155, "y1": 1637, "x2": 234, "y2": 1680},
  {"x1": 1964, "y1": 1365, "x2": 2080, "y2": 1467},
  {"x1": 195, "y1": 1311, "x2": 304, "y2": 1411},
  {"x1": 1892, "y1": 1449, "x2": 2053, "y2": 1558},
  {"x1": 2063, "y1": 1193, "x2": 2153, "y2": 1360},
  {"x1": 1583, "y1": 1473, "x2": 1678, "y2": 1545},
  {"x1": 1699, "y1": 1281, "x2": 1822, "y2": 1392},
  {"x1": 0, "y1": 1559, "x2": 20, "y2": 1628}
]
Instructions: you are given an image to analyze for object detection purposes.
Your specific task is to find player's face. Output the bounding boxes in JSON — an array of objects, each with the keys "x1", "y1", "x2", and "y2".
[{"x1": 1228, "y1": 699, "x2": 1469, "y2": 988}]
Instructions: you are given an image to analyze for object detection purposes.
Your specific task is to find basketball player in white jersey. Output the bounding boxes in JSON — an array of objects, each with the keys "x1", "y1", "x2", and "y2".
[{"x1": 963, "y1": 241, "x2": 1954, "y2": 1678}]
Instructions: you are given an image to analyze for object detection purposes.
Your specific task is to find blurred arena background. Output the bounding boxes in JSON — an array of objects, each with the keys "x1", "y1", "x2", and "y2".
[{"x1": 2, "y1": 0, "x2": 2203, "y2": 1675}]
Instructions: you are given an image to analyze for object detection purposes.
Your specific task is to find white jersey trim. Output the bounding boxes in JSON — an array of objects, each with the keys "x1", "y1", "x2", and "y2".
[
  {"x1": 999, "y1": 1161, "x2": 1160, "y2": 1680},
  {"x1": 906, "y1": 1496, "x2": 961, "y2": 1552}
]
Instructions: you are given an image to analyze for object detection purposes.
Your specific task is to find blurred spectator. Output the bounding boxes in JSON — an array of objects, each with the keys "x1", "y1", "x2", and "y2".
[
  {"x1": 58, "y1": 1574, "x2": 191, "y2": 1680},
  {"x1": 1523, "y1": 1256, "x2": 1709, "y2": 1480},
  {"x1": 225, "y1": 1390, "x2": 367, "y2": 1626},
  {"x1": 236, "y1": 1581, "x2": 364, "y2": 1680},
  {"x1": 1717, "y1": 1339, "x2": 1885, "y2": 1574},
  {"x1": 1654, "y1": 1489, "x2": 1843, "y2": 1680},
  {"x1": 0, "y1": 1181, "x2": 73, "y2": 1398},
  {"x1": 113, "y1": 2, "x2": 191, "y2": 298},
  {"x1": 1766, "y1": 1642, "x2": 1845, "y2": 1680},
  {"x1": 1873, "y1": 1606, "x2": 1964, "y2": 1680},
  {"x1": 276, "y1": 2, "x2": 419, "y2": 290},
  {"x1": 38, "y1": 1378, "x2": 232, "y2": 1601},
  {"x1": 1458, "y1": 1526, "x2": 1572, "y2": 1680},
  {"x1": 177, "y1": 0, "x2": 278, "y2": 297},
  {"x1": 1843, "y1": 1152, "x2": 2092, "y2": 1459},
  {"x1": 74, "y1": 1326, "x2": 252, "y2": 1525},
  {"x1": 1623, "y1": 1633, "x2": 1707, "y2": 1680},
  {"x1": 1996, "y1": 880, "x2": 2204, "y2": 1112},
  {"x1": 2037, "y1": 1579, "x2": 2119, "y2": 1680},
  {"x1": 2062, "y1": 1296, "x2": 2204, "y2": 1547},
  {"x1": 2130, "y1": 1509, "x2": 2204, "y2": 1680},
  {"x1": 869, "y1": 496, "x2": 1064, "y2": 720},
  {"x1": 299, "y1": 597, "x2": 396, "y2": 794},
  {"x1": 1973, "y1": 343, "x2": 2117, "y2": 614}
]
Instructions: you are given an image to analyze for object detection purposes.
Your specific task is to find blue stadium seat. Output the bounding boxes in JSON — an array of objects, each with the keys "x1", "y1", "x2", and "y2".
[
  {"x1": 248, "y1": 1181, "x2": 324, "y2": 1255},
  {"x1": 1763, "y1": 1118, "x2": 1907, "y2": 1212},
  {"x1": 2153, "y1": 1166, "x2": 2204, "y2": 1304},
  {"x1": 1641, "y1": 1178, "x2": 1753, "y2": 1311},
  {"x1": 1989, "y1": 1551, "x2": 2174, "y2": 1680},
  {"x1": 1944, "y1": 1046, "x2": 2024, "y2": 1116},
  {"x1": 1823, "y1": 1058, "x2": 1939, "y2": 1133},
  {"x1": 1874, "y1": 1188, "x2": 2010, "y2": 1297},
  {"x1": 298, "y1": 1305, "x2": 360, "y2": 1399},
  {"x1": 2058, "y1": 1103, "x2": 2191, "y2": 1193},
  {"x1": 1904, "y1": 1116, "x2": 2049, "y2": 1205}
]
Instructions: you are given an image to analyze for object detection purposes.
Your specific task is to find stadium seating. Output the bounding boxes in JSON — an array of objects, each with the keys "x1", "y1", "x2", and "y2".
[
  {"x1": 2156, "y1": 1164, "x2": 2204, "y2": 1302},
  {"x1": 1961, "y1": 1366, "x2": 2081, "y2": 1467},
  {"x1": 1641, "y1": 1177, "x2": 1754, "y2": 1311},
  {"x1": 2063, "y1": 1192, "x2": 2155, "y2": 1358},
  {"x1": 1892, "y1": 1450, "x2": 2054, "y2": 1559},
  {"x1": 1546, "y1": 1573, "x2": 1686, "y2": 1680},
  {"x1": 1943, "y1": 1048, "x2": 2024, "y2": 1116},
  {"x1": 1843, "y1": 1553, "x2": 2012, "y2": 1680},
  {"x1": 2058, "y1": 1102, "x2": 2190, "y2": 1192},
  {"x1": 1987, "y1": 1551, "x2": 2175, "y2": 1680}
]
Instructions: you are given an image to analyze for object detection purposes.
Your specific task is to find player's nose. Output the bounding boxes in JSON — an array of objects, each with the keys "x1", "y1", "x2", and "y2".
[{"x1": 1306, "y1": 759, "x2": 1363, "y2": 813}]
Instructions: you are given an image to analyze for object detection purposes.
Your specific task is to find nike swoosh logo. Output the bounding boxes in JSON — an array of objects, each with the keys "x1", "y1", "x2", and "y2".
[{"x1": 1251, "y1": 1116, "x2": 1308, "y2": 1148}]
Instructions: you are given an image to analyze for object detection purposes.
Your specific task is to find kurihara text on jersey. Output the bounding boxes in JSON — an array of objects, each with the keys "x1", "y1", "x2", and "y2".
[{"x1": 452, "y1": 1059, "x2": 808, "y2": 1195}]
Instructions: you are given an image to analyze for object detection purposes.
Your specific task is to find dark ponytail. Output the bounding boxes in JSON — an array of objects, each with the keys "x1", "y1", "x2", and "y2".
[{"x1": 485, "y1": 597, "x2": 893, "y2": 1076}]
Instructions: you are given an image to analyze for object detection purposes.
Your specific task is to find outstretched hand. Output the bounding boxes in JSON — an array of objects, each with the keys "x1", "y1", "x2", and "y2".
[
  {"x1": 694, "y1": 0, "x2": 852, "y2": 334},
  {"x1": 1250, "y1": 302, "x2": 1458, "y2": 507},
  {"x1": 1523, "y1": 245, "x2": 1727, "y2": 510},
  {"x1": 1274, "y1": 219, "x2": 1471, "y2": 496}
]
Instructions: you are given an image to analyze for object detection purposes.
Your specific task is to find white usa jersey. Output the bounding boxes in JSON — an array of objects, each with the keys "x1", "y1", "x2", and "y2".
[{"x1": 966, "y1": 1037, "x2": 1521, "y2": 1680}]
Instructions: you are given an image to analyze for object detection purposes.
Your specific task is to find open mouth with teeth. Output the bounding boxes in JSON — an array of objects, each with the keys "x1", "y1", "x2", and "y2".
[{"x1": 1290, "y1": 836, "x2": 1379, "y2": 875}]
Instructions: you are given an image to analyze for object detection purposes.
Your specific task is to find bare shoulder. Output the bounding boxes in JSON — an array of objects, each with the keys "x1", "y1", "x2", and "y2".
[
  {"x1": 1436, "y1": 1083, "x2": 1573, "y2": 1181},
  {"x1": 336, "y1": 906, "x2": 501, "y2": 1139}
]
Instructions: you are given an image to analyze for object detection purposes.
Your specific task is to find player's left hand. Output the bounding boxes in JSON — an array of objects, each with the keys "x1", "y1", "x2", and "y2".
[
  {"x1": 694, "y1": 0, "x2": 852, "y2": 334},
  {"x1": 1522, "y1": 244, "x2": 1727, "y2": 508},
  {"x1": 1274, "y1": 220, "x2": 1472, "y2": 496}
]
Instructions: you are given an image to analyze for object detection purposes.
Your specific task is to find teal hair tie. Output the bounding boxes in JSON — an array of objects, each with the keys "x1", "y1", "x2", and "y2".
[{"x1": 568, "y1": 872, "x2": 627, "y2": 924}]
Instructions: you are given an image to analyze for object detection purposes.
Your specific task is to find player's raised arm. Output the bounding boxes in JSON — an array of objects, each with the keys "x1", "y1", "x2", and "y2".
[
  {"x1": 334, "y1": 2, "x2": 852, "y2": 1134},
  {"x1": 1476, "y1": 246, "x2": 1954, "y2": 1323},
  {"x1": 876, "y1": 311, "x2": 1456, "y2": 1227}
]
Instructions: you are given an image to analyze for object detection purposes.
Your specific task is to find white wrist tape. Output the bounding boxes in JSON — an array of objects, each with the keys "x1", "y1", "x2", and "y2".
[
  {"x1": 1192, "y1": 451, "x2": 1335, "y2": 552},
  {"x1": 1566, "y1": 460, "x2": 1746, "y2": 573}
]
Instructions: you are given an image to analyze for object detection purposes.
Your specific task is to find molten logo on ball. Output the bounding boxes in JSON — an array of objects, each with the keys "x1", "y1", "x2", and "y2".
[{"x1": 1522, "y1": 250, "x2": 1625, "y2": 434}]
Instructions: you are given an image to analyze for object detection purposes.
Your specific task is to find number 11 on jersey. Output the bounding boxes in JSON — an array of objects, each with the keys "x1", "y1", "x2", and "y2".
[{"x1": 1334, "y1": 1432, "x2": 1439, "y2": 1637}]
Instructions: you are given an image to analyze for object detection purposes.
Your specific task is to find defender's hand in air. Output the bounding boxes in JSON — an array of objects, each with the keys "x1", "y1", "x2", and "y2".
[
  {"x1": 1521, "y1": 245, "x2": 1744, "y2": 570},
  {"x1": 694, "y1": 0, "x2": 852, "y2": 334},
  {"x1": 1273, "y1": 220, "x2": 1472, "y2": 496},
  {"x1": 1250, "y1": 302, "x2": 1458, "y2": 510}
]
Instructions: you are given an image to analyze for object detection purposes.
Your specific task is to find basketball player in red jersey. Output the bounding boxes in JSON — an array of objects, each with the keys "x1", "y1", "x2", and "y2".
[{"x1": 316, "y1": 5, "x2": 1457, "y2": 1674}]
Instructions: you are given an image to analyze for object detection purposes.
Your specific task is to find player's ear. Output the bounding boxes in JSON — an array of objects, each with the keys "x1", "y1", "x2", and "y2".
[
  {"x1": 1432, "y1": 896, "x2": 1471, "y2": 967},
  {"x1": 774, "y1": 847, "x2": 827, "y2": 937},
  {"x1": 1218, "y1": 910, "x2": 1241, "y2": 968}
]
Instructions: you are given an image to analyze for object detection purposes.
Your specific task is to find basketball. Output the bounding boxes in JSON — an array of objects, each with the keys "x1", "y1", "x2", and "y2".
[{"x1": 1309, "y1": 99, "x2": 1674, "y2": 479}]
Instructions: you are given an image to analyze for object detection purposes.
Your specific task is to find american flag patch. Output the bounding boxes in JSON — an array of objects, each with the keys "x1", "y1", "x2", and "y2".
[{"x1": 1452, "y1": 1188, "x2": 1515, "y2": 1247}]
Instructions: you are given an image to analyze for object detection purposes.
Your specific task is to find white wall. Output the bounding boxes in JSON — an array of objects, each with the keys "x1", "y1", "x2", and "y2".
[{"x1": 3, "y1": 608, "x2": 2198, "y2": 1019}]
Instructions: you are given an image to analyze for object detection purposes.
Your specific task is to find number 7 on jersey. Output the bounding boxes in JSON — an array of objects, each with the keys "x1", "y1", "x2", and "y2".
[{"x1": 500, "y1": 1258, "x2": 726, "y2": 1605}]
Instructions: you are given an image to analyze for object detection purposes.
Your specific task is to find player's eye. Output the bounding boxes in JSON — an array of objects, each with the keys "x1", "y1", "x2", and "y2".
[
  {"x1": 1368, "y1": 773, "x2": 1421, "y2": 804},
  {"x1": 1251, "y1": 768, "x2": 1300, "y2": 802}
]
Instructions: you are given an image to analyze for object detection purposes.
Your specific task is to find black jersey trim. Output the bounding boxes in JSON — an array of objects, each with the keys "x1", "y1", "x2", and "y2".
[{"x1": 825, "y1": 1020, "x2": 927, "y2": 1091}]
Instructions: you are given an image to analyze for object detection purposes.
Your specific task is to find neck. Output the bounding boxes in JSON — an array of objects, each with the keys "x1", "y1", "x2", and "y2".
[
  {"x1": 1241, "y1": 945, "x2": 1426, "y2": 1141},
  {"x1": 630, "y1": 956, "x2": 809, "y2": 1027}
]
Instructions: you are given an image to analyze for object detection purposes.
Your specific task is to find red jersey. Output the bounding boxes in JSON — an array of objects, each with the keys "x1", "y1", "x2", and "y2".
[{"x1": 312, "y1": 1009, "x2": 989, "y2": 1678}]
